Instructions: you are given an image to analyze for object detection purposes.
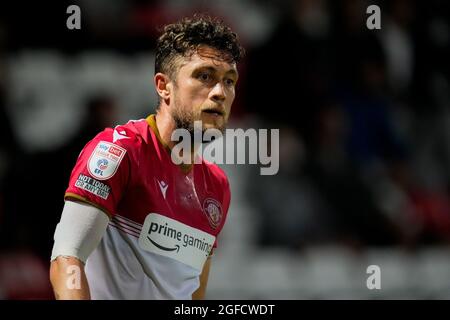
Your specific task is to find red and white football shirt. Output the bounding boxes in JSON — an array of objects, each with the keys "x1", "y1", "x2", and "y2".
[{"x1": 65, "y1": 115, "x2": 231, "y2": 299}]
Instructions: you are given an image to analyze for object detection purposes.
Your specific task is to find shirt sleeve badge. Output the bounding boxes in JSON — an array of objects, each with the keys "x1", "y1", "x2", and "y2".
[{"x1": 87, "y1": 141, "x2": 126, "y2": 180}]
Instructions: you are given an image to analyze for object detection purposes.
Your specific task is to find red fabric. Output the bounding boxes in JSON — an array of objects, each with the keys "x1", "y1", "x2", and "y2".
[{"x1": 65, "y1": 116, "x2": 231, "y2": 248}]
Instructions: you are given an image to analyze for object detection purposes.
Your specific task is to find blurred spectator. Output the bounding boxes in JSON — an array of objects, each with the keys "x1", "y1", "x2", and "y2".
[
  {"x1": 1, "y1": 95, "x2": 119, "y2": 261},
  {"x1": 0, "y1": 251, "x2": 53, "y2": 299},
  {"x1": 245, "y1": 0, "x2": 332, "y2": 141}
]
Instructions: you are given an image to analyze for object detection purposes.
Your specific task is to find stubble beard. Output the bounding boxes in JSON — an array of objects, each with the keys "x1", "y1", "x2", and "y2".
[
  {"x1": 170, "y1": 97, "x2": 197, "y2": 135},
  {"x1": 170, "y1": 93, "x2": 227, "y2": 137}
]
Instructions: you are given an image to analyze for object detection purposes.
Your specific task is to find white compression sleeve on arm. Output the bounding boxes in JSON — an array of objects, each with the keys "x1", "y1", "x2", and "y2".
[{"x1": 51, "y1": 200, "x2": 110, "y2": 264}]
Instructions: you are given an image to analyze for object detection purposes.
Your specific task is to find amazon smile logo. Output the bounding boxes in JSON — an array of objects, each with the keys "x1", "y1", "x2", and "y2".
[
  {"x1": 148, "y1": 236, "x2": 180, "y2": 253},
  {"x1": 138, "y1": 213, "x2": 216, "y2": 271}
]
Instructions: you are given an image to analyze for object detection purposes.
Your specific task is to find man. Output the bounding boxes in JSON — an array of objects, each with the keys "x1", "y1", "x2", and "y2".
[{"x1": 49, "y1": 15, "x2": 244, "y2": 299}]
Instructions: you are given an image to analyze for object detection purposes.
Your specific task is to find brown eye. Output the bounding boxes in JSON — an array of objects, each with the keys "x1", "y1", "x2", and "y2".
[
  {"x1": 198, "y1": 72, "x2": 210, "y2": 81},
  {"x1": 225, "y1": 78, "x2": 235, "y2": 86}
]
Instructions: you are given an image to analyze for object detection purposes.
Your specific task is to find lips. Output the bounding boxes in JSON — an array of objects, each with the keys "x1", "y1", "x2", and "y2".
[{"x1": 202, "y1": 108, "x2": 224, "y2": 116}]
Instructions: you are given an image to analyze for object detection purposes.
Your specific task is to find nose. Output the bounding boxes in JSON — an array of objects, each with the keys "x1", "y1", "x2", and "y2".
[{"x1": 209, "y1": 82, "x2": 226, "y2": 103}]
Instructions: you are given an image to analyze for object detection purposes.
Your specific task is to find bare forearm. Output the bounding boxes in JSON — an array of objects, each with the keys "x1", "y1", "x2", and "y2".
[
  {"x1": 50, "y1": 256, "x2": 91, "y2": 300},
  {"x1": 192, "y1": 256, "x2": 212, "y2": 300}
]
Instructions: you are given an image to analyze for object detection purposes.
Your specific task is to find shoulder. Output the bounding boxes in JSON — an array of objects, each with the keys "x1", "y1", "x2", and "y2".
[
  {"x1": 77, "y1": 119, "x2": 150, "y2": 176},
  {"x1": 91, "y1": 119, "x2": 149, "y2": 153}
]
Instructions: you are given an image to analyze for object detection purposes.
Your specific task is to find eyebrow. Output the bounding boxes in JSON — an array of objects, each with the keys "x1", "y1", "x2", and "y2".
[{"x1": 194, "y1": 65, "x2": 238, "y2": 78}]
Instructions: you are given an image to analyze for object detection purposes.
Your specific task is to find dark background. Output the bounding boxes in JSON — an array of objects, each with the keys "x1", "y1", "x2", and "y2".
[{"x1": 0, "y1": 0, "x2": 449, "y2": 299}]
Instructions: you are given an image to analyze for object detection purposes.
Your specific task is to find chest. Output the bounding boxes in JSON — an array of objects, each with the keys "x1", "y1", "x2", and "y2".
[{"x1": 119, "y1": 156, "x2": 223, "y2": 237}]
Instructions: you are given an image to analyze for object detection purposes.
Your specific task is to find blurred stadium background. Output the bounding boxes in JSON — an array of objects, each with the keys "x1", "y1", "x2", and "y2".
[{"x1": 0, "y1": 0, "x2": 450, "y2": 299}]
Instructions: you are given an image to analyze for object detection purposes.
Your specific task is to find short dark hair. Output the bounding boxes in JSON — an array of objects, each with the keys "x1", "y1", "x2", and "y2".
[{"x1": 155, "y1": 14, "x2": 245, "y2": 79}]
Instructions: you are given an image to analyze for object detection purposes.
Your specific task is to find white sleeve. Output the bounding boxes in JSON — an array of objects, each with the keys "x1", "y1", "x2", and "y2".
[{"x1": 51, "y1": 200, "x2": 110, "y2": 264}]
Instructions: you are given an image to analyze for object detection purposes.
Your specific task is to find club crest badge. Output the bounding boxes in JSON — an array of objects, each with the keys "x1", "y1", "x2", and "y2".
[{"x1": 203, "y1": 198, "x2": 222, "y2": 229}]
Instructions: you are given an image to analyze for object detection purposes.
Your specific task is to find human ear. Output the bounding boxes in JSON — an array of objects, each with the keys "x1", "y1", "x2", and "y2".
[{"x1": 154, "y1": 73, "x2": 172, "y2": 102}]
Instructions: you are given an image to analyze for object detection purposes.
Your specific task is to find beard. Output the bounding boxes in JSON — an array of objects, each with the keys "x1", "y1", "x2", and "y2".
[
  {"x1": 170, "y1": 94, "x2": 227, "y2": 136},
  {"x1": 170, "y1": 101, "x2": 197, "y2": 135}
]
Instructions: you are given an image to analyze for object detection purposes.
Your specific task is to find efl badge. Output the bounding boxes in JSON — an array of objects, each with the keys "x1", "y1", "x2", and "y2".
[
  {"x1": 203, "y1": 198, "x2": 222, "y2": 229},
  {"x1": 88, "y1": 141, "x2": 126, "y2": 180}
]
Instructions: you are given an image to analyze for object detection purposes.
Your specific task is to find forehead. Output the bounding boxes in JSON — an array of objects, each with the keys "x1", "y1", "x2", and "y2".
[{"x1": 177, "y1": 46, "x2": 237, "y2": 73}]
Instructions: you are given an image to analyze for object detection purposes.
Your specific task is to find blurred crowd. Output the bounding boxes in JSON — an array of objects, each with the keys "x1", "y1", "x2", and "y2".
[
  {"x1": 245, "y1": 0, "x2": 450, "y2": 250},
  {"x1": 0, "y1": 0, "x2": 449, "y2": 298}
]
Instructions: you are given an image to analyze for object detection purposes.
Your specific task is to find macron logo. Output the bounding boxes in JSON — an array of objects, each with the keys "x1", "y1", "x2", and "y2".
[
  {"x1": 113, "y1": 128, "x2": 130, "y2": 143},
  {"x1": 158, "y1": 180, "x2": 169, "y2": 199}
]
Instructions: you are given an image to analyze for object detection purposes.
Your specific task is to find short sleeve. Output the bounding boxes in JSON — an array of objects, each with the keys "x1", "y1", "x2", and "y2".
[{"x1": 64, "y1": 129, "x2": 131, "y2": 217}]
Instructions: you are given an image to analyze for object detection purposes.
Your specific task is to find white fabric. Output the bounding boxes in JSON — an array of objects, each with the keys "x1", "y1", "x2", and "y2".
[
  {"x1": 51, "y1": 201, "x2": 110, "y2": 264},
  {"x1": 85, "y1": 216, "x2": 202, "y2": 300},
  {"x1": 51, "y1": 201, "x2": 204, "y2": 299}
]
